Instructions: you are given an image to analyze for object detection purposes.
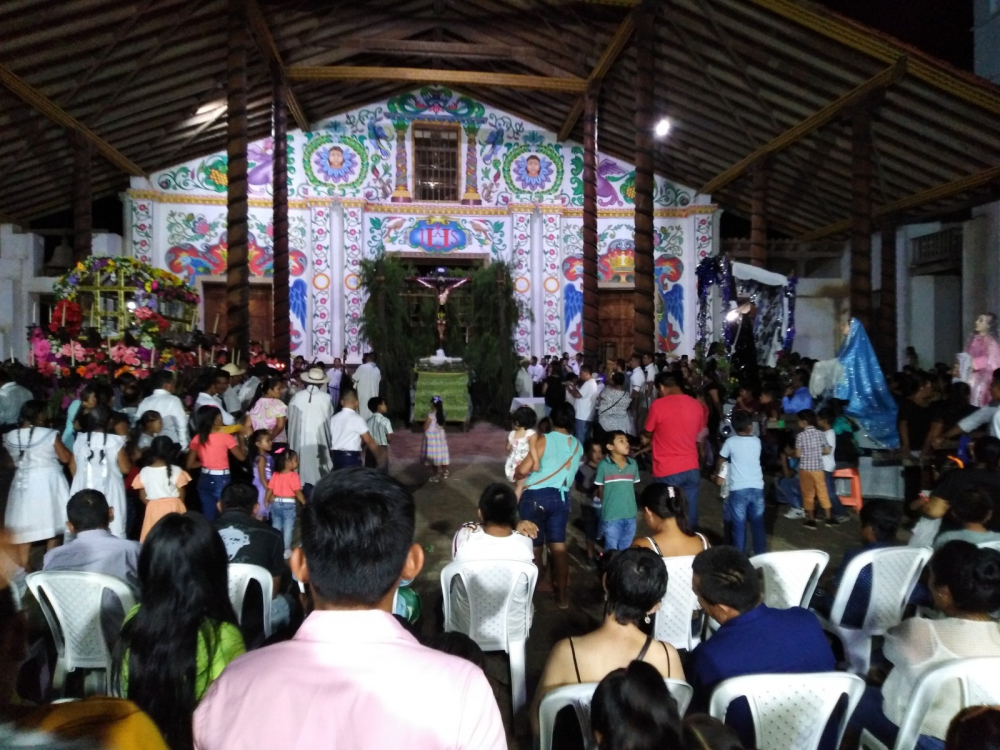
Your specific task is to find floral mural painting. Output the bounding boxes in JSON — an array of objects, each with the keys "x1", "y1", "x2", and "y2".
[
  {"x1": 158, "y1": 156, "x2": 228, "y2": 193},
  {"x1": 655, "y1": 224, "x2": 686, "y2": 353},
  {"x1": 561, "y1": 222, "x2": 584, "y2": 355},
  {"x1": 303, "y1": 135, "x2": 368, "y2": 192},
  {"x1": 247, "y1": 139, "x2": 274, "y2": 194},
  {"x1": 597, "y1": 158, "x2": 629, "y2": 206},
  {"x1": 164, "y1": 211, "x2": 280, "y2": 281},
  {"x1": 504, "y1": 144, "x2": 563, "y2": 199}
]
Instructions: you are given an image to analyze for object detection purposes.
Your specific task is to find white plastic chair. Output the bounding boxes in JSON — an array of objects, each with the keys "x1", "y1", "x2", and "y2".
[
  {"x1": 441, "y1": 559, "x2": 538, "y2": 716},
  {"x1": 859, "y1": 656, "x2": 1000, "y2": 750},
  {"x1": 228, "y1": 563, "x2": 274, "y2": 639},
  {"x1": 812, "y1": 546, "x2": 931, "y2": 675},
  {"x1": 653, "y1": 555, "x2": 702, "y2": 651},
  {"x1": 751, "y1": 550, "x2": 830, "y2": 609},
  {"x1": 25, "y1": 571, "x2": 136, "y2": 695},
  {"x1": 539, "y1": 678, "x2": 694, "y2": 750},
  {"x1": 709, "y1": 672, "x2": 865, "y2": 750}
]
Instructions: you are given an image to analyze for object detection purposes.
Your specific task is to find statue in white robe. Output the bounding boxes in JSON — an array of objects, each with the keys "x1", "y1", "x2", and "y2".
[
  {"x1": 287, "y1": 375, "x2": 333, "y2": 486},
  {"x1": 352, "y1": 358, "x2": 382, "y2": 420}
]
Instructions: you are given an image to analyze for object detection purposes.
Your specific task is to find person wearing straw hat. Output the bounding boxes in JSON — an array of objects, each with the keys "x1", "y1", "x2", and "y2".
[
  {"x1": 221, "y1": 362, "x2": 246, "y2": 418},
  {"x1": 287, "y1": 366, "x2": 334, "y2": 486}
]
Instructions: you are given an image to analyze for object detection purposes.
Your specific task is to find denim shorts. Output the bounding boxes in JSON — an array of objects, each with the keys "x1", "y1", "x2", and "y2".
[
  {"x1": 599, "y1": 517, "x2": 637, "y2": 551},
  {"x1": 519, "y1": 487, "x2": 570, "y2": 547}
]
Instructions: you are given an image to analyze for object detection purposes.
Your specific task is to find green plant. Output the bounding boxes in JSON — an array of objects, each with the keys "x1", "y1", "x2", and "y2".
[
  {"x1": 465, "y1": 261, "x2": 521, "y2": 422},
  {"x1": 358, "y1": 252, "x2": 419, "y2": 421}
]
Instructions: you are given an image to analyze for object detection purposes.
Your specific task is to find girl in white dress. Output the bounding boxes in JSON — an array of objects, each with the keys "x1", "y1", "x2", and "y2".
[
  {"x1": 69, "y1": 405, "x2": 132, "y2": 538},
  {"x1": 3, "y1": 400, "x2": 73, "y2": 567}
]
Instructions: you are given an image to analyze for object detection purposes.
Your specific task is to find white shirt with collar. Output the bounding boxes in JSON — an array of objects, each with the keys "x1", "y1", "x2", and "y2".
[
  {"x1": 195, "y1": 392, "x2": 234, "y2": 426},
  {"x1": 630, "y1": 367, "x2": 646, "y2": 393},
  {"x1": 136, "y1": 389, "x2": 189, "y2": 447},
  {"x1": 644, "y1": 362, "x2": 658, "y2": 385},
  {"x1": 529, "y1": 364, "x2": 546, "y2": 383},
  {"x1": 329, "y1": 406, "x2": 370, "y2": 452}
]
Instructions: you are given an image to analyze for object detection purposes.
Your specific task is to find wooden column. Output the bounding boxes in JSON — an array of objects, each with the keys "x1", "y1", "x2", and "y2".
[
  {"x1": 632, "y1": 0, "x2": 655, "y2": 356},
  {"x1": 879, "y1": 218, "x2": 897, "y2": 369},
  {"x1": 850, "y1": 108, "x2": 873, "y2": 332},
  {"x1": 226, "y1": 0, "x2": 250, "y2": 358},
  {"x1": 271, "y1": 69, "x2": 290, "y2": 364},
  {"x1": 70, "y1": 130, "x2": 92, "y2": 262},
  {"x1": 750, "y1": 162, "x2": 769, "y2": 268},
  {"x1": 582, "y1": 84, "x2": 600, "y2": 363}
]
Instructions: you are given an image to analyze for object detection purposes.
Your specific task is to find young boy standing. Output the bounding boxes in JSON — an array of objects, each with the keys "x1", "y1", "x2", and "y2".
[
  {"x1": 594, "y1": 430, "x2": 641, "y2": 551},
  {"x1": 816, "y1": 408, "x2": 848, "y2": 524},
  {"x1": 572, "y1": 439, "x2": 605, "y2": 563},
  {"x1": 717, "y1": 410, "x2": 766, "y2": 554},
  {"x1": 796, "y1": 409, "x2": 833, "y2": 529},
  {"x1": 366, "y1": 397, "x2": 393, "y2": 473}
]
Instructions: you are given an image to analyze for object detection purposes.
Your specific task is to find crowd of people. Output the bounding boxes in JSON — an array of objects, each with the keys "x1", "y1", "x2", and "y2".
[{"x1": 0, "y1": 336, "x2": 999, "y2": 749}]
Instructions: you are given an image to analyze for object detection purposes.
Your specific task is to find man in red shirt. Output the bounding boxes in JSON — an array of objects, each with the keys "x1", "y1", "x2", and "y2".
[{"x1": 642, "y1": 371, "x2": 706, "y2": 528}]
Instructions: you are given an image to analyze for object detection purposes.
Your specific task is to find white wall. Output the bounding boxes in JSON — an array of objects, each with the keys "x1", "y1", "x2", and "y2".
[{"x1": 0, "y1": 225, "x2": 54, "y2": 363}]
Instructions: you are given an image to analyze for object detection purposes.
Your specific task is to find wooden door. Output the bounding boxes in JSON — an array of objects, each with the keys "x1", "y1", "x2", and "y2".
[
  {"x1": 202, "y1": 283, "x2": 274, "y2": 346},
  {"x1": 598, "y1": 290, "x2": 635, "y2": 362}
]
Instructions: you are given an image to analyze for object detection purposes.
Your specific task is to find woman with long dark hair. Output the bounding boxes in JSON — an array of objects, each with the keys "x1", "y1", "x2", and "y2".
[
  {"x1": 632, "y1": 483, "x2": 709, "y2": 557},
  {"x1": 112, "y1": 513, "x2": 244, "y2": 750},
  {"x1": 591, "y1": 660, "x2": 682, "y2": 750}
]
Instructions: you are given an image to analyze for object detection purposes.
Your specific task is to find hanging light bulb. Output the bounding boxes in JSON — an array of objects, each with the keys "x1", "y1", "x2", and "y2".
[{"x1": 654, "y1": 118, "x2": 672, "y2": 138}]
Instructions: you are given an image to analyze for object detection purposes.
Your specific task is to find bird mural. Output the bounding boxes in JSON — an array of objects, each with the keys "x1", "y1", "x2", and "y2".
[
  {"x1": 290, "y1": 279, "x2": 308, "y2": 328},
  {"x1": 367, "y1": 119, "x2": 391, "y2": 158},
  {"x1": 366, "y1": 164, "x2": 393, "y2": 200},
  {"x1": 563, "y1": 282, "x2": 584, "y2": 353},
  {"x1": 596, "y1": 158, "x2": 628, "y2": 206},
  {"x1": 483, "y1": 127, "x2": 504, "y2": 162},
  {"x1": 658, "y1": 276, "x2": 684, "y2": 352},
  {"x1": 166, "y1": 240, "x2": 226, "y2": 281},
  {"x1": 289, "y1": 250, "x2": 307, "y2": 277}
]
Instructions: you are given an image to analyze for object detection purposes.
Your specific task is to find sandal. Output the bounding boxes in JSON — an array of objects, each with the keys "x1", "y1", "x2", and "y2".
[{"x1": 442, "y1": 470, "x2": 450, "y2": 480}]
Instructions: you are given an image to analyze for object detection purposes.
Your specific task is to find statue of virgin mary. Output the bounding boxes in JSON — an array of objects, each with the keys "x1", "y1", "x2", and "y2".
[{"x1": 833, "y1": 318, "x2": 899, "y2": 449}]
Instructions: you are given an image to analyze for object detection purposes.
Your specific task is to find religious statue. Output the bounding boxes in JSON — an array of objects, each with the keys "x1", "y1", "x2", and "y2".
[
  {"x1": 413, "y1": 275, "x2": 470, "y2": 350},
  {"x1": 834, "y1": 318, "x2": 899, "y2": 448},
  {"x1": 727, "y1": 300, "x2": 761, "y2": 393},
  {"x1": 960, "y1": 313, "x2": 1000, "y2": 407}
]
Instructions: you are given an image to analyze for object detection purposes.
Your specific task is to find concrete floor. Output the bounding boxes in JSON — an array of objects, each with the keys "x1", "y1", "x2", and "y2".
[{"x1": 388, "y1": 422, "x2": 862, "y2": 746}]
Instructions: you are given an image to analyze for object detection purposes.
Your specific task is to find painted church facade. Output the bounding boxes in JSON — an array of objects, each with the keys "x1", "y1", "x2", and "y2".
[{"x1": 123, "y1": 86, "x2": 719, "y2": 362}]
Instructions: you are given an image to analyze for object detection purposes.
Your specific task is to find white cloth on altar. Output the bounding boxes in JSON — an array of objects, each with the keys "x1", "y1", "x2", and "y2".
[
  {"x1": 352, "y1": 363, "x2": 382, "y2": 420},
  {"x1": 287, "y1": 386, "x2": 333, "y2": 486}
]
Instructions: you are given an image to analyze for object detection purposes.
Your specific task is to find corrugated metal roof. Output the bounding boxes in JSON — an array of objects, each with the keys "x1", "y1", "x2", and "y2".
[{"x1": 1, "y1": 0, "x2": 999, "y2": 237}]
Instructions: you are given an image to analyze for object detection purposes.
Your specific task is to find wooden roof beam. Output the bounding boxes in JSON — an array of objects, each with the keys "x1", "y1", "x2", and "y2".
[
  {"x1": 557, "y1": 12, "x2": 635, "y2": 141},
  {"x1": 0, "y1": 61, "x2": 145, "y2": 176},
  {"x1": 797, "y1": 163, "x2": 1000, "y2": 242},
  {"x1": 285, "y1": 66, "x2": 587, "y2": 92},
  {"x1": 326, "y1": 39, "x2": 542, "y2": 61},
  {"x1": 247, "y1": 0, "x2": 310, "y2": 131},
  {"x1": 699, "y1": 58, "x2": 907, "y2": 195}
]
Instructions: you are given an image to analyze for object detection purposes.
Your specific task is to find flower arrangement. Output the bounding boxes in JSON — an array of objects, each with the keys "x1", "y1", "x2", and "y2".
[{"x1": 31, "y1": 256, "x2": 202, "y2": 383}]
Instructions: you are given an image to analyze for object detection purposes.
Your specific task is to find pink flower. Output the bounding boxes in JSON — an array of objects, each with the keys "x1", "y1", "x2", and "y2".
[
  {"x1": 134, "y1": 307, "x2": 155, "y2": 320},
  {"x1": 60, "y1": 342, "x2": 86, "y2": 360},
  {"x1": 32, "y1": 338, "x2": 51, "y2": 359},
  {"x1": 194, "y1": 219, "x2": 210, "y2": 235},
  {"x1": 110, "y1": 343, "x2": 141, "y2": 366}
]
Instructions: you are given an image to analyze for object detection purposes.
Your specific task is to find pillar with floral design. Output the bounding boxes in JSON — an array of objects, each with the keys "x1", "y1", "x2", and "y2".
[
  {"x1": 390, "y1": 119, "x2": 411, "y2": 202},
  {"x1": 461, "y1": 122, "x2": 481, "y2": 205}
]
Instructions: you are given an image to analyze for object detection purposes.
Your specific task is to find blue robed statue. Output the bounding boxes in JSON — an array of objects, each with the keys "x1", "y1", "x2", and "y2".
[{"x1": 833, "y1": 318, "x2": 899, "y2": 449}]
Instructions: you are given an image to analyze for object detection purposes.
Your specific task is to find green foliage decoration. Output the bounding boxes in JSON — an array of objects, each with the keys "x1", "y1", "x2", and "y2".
[{"x1": 465, "y1": 261, "x2": 521, "y2": 422}]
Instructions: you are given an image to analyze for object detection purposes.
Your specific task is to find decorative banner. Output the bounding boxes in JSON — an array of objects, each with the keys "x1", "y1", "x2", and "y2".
[
  {"x1": 541, "y1": 212, "x2": 561, "y2": 356},
  {"x1": 408, "y1": 217, "x2": 468, "y2": 253},
  {"x1": 511, "y1": 212, "x2": 532, "y2": 357},
  {"x1": 310, "y1": 204, "x2": 333, "y2": 358}
]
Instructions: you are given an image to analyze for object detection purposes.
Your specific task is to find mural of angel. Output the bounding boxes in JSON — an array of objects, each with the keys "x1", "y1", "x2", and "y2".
[
  {"x1": 597, "y1": 158, "x2": 627, "y2": 206},
  {"x1": 367, "y1": 120, "x2": 391, "y2": 158},
  {"x1": 512, "y1": 153, "x2": 554, "y2": 190},
  {"x1": 316, "y1": 145, "x2": 358, "y2": 183},
  {"x1": 247, "y1": 139, "x2": 274, "y2": 189}
]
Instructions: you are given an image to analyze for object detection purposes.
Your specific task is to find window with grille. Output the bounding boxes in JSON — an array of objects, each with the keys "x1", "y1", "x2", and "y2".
[{"x1": 413, "y1": 126, "x2": 460, "y2": 201}]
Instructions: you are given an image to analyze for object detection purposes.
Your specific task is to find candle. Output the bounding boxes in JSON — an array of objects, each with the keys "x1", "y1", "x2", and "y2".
[
  {"x1": 213, "y1": 314, "x2": 220, "y2": 334},
  {"x1": 150, "y1": 347, "x2": 156, "y2": 367},
  {"x1": 32, "y1": 302, "x2": 37, "y2": 325},
  {"x1": 29, "y1": 348, "x2": 33, "y2": 368},
  {"x1": 61, "y1": 304, "x2": 66, "y2": 327},
  {"x1": 191, "y1": 308, "x2": 198, "y2": 331},
  {"x1": 235, "y1": 350, "x2": 240, "y2": 366},
  {"x1": 71, "y1": 344, "x2": 75, "y2": 367},
  {"x1": 198, "y1": 347, "x2": 203, "y2": 366},
  {"x1": 9, "y1": 347, "x2": 13, "y2": 364}
]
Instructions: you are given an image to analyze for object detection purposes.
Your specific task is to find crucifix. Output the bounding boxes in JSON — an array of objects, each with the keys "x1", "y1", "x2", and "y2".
[{"x1": 413, "y1": 275, "x2": 470, "y2": 349}]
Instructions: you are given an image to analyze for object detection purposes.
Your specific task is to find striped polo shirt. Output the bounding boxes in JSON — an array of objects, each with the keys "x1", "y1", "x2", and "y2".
[{"x1": 594, "y1": 456, "x2": 640, "y2": 522}]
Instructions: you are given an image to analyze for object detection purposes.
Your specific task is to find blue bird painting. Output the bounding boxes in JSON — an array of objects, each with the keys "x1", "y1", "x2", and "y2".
[
  {"x1": 483, "y1": 127, "x2": 504, "y2": 162},
  {"x1": 564, "y1": 283, "x2": 584, "y2": 352},
  {"x1": 658, "y1": 282, "x2": 684, "y2": 348},
  {"x1": 367, "y1": 120, "x2": 391, "y2": 158},
  {"x1": 290, "y1": 279, "x2": 308, "y2": 328}
]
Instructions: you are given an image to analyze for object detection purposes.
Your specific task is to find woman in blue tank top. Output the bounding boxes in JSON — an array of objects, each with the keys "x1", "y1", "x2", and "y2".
[{"x1": 515, "y1": 402, "x2": 582, "y2": 609}]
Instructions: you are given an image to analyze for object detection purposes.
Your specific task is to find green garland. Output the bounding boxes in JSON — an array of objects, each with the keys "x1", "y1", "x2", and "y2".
[{"x1": 466, "y1": 261, "x2": 520, "y2": 422}]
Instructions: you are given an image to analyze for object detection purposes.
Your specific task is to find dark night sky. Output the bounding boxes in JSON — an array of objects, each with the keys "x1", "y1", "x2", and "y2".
[{"x1": 815, "y1": 0, "x2": 974, "y2": 70}]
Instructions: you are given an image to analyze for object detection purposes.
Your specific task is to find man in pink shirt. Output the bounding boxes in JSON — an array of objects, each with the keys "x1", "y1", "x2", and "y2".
[
  {"x1": 193, "y1": 468, "x2": 507, "y2": 750},
  {"x1": 642, "y1": 371, "x2": 707, "y2": 528}
]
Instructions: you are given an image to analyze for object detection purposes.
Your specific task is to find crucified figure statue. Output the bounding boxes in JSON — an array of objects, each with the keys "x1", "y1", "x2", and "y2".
[{"x1": 413, "y1": 276, "x2": 470, "y2": 349}]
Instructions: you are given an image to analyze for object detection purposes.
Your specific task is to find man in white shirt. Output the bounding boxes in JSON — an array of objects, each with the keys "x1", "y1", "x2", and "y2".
[
  {"x1": 352, "y1": 353, "x2": 382, "y2": 420},
  {"x1": 515, "y1": 359, "x2": 533, "y2": 398},
  {"x1": 288, "y1": 367, "x2": 334, "y2": 485},
  {"x1": 194, "y1": 368, "x2": 235, "y2": 426},
  {"x1": 136, "y1": 370, "x2": 189, "y2": 447},
  {"x1": 221, "y1": 363, "x2": 246, "y2": 416},
  {"x1": 327, "y1": 358, "x2": 344, "y2": 405},
  {"x1": 643, "y1": 353, "x2": 658, "y2": 403},
  {"x1": 450, "y1": 483, "x2": 534, "y2": 636},
  {"x1": 567, "y1": 364, "x2": 598, "y2": 444},
  {"x1": 330, "y1": 390, "x2": 382, "y2": 470},
  {"x1": 528, "y1": 356, "x2": 546, "y2": 397}
]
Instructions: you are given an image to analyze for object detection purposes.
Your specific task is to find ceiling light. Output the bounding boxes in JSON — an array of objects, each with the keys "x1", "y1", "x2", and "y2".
[{"x1": 654, "y1": 118, "x2": 672, "y2": 137}]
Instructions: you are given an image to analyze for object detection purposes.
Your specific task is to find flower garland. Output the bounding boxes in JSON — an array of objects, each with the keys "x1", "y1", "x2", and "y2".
[{"x1": 53, "y1": 256, "x2": 199, "y2": 306}]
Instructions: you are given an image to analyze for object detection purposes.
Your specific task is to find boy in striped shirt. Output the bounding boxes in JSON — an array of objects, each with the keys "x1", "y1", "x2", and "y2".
[
  {"x1": 595, "y1": 430, "x2": 641, "y2": 550},
  {"x1": 366, "y1": 397, "x2": 393, "y2": 473}
]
